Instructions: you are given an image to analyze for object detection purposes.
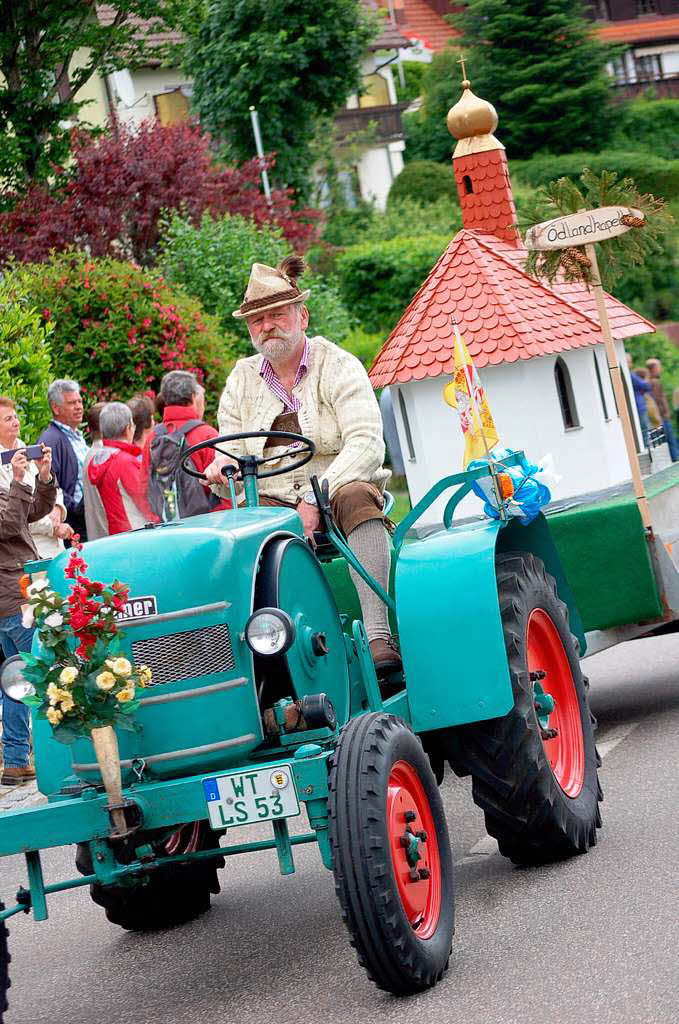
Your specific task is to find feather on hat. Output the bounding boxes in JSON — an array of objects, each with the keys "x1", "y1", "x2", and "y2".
[{"x1": 232, "y1": 255, "x2": 310, "y2": 319}]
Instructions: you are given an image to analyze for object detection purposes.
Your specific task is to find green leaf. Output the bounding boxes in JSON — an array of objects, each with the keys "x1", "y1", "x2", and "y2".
[
  {"x1": 51, "y1": 723, "x2": 82, "y2": 745},
  {"x1": 21, "y1": 695, "x2": 44, "y2": 708}
]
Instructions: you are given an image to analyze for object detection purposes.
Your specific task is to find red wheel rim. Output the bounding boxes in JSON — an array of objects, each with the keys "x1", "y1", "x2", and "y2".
[
  {"x1": 526, "y1": 608, "x2": 585, "y2": 798},
  {"x1": 387, "y1": 760, "x2": 442, "y2": 939}
]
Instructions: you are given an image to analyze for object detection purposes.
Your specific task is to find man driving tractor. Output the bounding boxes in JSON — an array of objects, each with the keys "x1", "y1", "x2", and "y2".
[{"x1": 204, "y1": 255, "x2": 401, "y2": 674}]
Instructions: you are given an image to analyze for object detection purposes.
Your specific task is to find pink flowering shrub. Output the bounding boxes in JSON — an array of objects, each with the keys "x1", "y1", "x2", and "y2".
[{"x1": 0, "y1": 253, "x2": 239, "y2": 417}]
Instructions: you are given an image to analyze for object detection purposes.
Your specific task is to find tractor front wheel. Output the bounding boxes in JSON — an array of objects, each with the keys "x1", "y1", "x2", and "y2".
[
  {"x1": 328, "y1": 713, "x2": 454, "y2": 994},
  {"x1": 0, "y1": 901, "x2": 9, "y2": 1024},
  {"x1": 461, "y1": 551, "x2": 602, "y2": 866},
  {"x1": 76, "y1": 820, "x2": 224, "y2": 931}
]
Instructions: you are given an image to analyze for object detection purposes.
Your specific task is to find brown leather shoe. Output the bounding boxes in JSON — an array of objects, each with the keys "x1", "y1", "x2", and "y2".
[
  {"x1": 369, "y1": 636, "x2": 403, "y2": 674},
  {"x1": 1, "y1": 764, "x2": 36, "y2": 787}
]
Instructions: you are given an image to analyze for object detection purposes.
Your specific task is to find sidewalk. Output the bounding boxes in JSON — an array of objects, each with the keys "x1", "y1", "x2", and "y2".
[{"x1": 0, "y1": 779, "x2": 45, "y2": 813}]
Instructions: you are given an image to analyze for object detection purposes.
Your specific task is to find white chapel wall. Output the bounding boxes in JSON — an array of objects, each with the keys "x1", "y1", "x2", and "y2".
[{"x1": 392, "y1": 344, "x2": 637, "y2": 527}]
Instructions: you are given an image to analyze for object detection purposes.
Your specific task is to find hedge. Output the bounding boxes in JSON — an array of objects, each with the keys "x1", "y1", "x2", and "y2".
[
  {"x1": 388, "y1": 160, "x2": 455, "y2": 207},
  {"x1": 511, "y1": 149, "x2": 679, "y2": 200},
  {"x1": 613, "y1": 99, "x2": 679, "y2": 161},
  {"x1": 0, "y1": 299, "x2": 53, "y2": 440},
  {"x1": 0, "y1": 254, "x2": 236, "y2": 419},
  {"x1": 336, "y1": 234, "x2": 450, "y2": 334},
  {"x1": 159, "y1": 212, "x2": 352, "y2": 352}
]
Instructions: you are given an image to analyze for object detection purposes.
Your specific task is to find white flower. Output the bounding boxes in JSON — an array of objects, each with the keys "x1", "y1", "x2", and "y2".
[
  {"x1": 26, "y1": 578, "x2": 49, "y2": 597},
  {"x1": 95, "y1": 671, "x2": 116, "y2": 691},
  {"x1": 110, "y1": 657, "x2": 132, "y2": 678},
  {"x1": 59, "y1": 666, "x2": 79, "y2": 686},
  {"x1": 44, "y1": 611, "x2": 63, "y2": 628},
  {"x1": 21, "y1": 605, "x2": 35, "y2": 629}
]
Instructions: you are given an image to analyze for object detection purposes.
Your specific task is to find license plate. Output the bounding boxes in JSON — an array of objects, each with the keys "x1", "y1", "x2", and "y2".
[{"x1": 202, "y1": 764, "x2": 300, "y2": 830}]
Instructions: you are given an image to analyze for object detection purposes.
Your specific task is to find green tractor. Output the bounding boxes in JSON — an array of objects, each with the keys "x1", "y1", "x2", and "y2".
[{"x1": 0, "y1": 434, "x2": 601, "y2": 1012}]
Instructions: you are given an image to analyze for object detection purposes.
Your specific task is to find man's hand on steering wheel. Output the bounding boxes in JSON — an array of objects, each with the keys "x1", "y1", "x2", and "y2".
[{"x1": 204, "y1": 452, "x2": 240, "y2": 487}]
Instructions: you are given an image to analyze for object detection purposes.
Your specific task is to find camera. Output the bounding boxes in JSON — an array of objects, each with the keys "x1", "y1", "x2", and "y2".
[{"x1": 0, "y1": 444, "x2": 44, "y2": 466}]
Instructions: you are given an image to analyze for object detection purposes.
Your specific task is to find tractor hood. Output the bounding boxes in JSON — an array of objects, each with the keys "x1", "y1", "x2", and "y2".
[
  {"x1": 30, "y1": 506, "x2": 304, "y2": 792},
  {"x1": 36, "y1": 505, "x2": 304, "y2": 616}
]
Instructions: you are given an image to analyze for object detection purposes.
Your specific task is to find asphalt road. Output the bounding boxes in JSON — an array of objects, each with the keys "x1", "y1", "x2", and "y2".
[{"x1": 2, "y1": 635, "x2": 678, "y2": 1024}]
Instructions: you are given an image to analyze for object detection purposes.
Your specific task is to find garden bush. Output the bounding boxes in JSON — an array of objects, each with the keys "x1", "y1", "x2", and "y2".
[
  {"x1": 0, "y1": 120, "x2": 319, "y2": 267},
  {"x1": 613, "y1": 99, "x2": 679, "y2": 161},
  {"x1": 159, "y1": 212, "x2": 352, "y2": 353},
  {"x1": 336, "y1": 234, "x2": 449, "y2": 334},
  {"x1": 388, "y1": 160, "x2": 455, "y2": 207},
  {"x1": 338, "y1": 327, "x2": 385, "y2": 369},
  {"x1": 0, "y1": 299, "x2": 53, "y2": 440},
  {"x1": 511, "y1": 149, "x2": 679, "y2": 200},
  {"x1": 0, "y1": 254, "x2": 237, "y2": 419}
]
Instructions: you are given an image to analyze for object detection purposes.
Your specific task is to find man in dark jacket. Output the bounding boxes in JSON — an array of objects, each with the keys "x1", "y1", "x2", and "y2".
[
  {"x1": 0, "y1": 445, "x2": 56, "y2": 785},
  {"x1": 38, "y1": 380, "x2": 87, "y2": 538}
]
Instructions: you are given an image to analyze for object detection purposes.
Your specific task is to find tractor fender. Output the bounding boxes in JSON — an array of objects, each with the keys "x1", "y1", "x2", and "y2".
[{"x1": 395, "y1": 512, "x2": 584, "y2": 733}]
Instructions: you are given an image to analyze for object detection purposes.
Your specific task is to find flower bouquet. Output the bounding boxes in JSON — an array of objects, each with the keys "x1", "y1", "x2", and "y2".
[{"x1": 20, "y1": 541, "x2": 152, "y2": 832}]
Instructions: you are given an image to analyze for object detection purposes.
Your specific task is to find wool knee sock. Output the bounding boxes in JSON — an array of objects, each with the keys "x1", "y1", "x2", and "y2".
[{"x1": 347, "y1": 518, "x2": 391, "y2": 642}]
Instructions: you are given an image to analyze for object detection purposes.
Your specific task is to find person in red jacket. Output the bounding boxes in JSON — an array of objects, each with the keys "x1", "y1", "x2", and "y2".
[
  {"x1": 88, "y1": 403, "x2": 157, "y2": 536},
  {"x1": 141, "y1": 371, "x2": 230, "y2": 516}
]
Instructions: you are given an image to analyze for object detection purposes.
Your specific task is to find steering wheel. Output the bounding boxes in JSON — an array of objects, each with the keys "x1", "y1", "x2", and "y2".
[{"x1": 181, "y1": 431, "x2": 315, "y2": 481}]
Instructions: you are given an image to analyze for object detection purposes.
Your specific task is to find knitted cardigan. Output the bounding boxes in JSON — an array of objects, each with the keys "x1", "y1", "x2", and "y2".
[{"x1": 216, "y1": 335, "x2": 390, "y2": 503}]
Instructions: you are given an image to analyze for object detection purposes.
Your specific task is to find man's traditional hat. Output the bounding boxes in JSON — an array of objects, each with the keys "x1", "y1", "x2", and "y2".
[{"x1": 232, "y1": 255, "x2": 310, "y2": 319}]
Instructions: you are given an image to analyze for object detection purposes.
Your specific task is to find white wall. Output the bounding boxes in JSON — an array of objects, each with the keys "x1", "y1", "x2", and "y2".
[
  {"x1": 391, "y1": 344, "x2": 637, "y2": 526},
  {"x1": 108, "y1": 69, "x2": 192, "y2": 129},
  {"x1": 357, "y1": 142, "x2": 404, "y2": 209}
]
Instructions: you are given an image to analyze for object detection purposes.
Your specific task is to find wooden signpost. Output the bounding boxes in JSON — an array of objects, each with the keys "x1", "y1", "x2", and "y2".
[{"x1": 525, "y1": 207, "x2": 652, "y2": 532}]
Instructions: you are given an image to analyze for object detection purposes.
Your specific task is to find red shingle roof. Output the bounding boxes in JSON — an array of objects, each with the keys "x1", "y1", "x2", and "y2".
[
  {"x1": 595, "y1": 15, "x2": 679, "y2": 45},
  {"x1": 368, "y1": 230, "x2": 655, "y2": 387},
  {"x1": 379, "y1": 0, "x2": 460, "y2": 52}
]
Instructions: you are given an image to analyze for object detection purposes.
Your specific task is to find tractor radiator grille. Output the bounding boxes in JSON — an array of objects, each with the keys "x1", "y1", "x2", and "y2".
[{"x1": 132, "y1": 622, "x2": 235, "y2": 687}]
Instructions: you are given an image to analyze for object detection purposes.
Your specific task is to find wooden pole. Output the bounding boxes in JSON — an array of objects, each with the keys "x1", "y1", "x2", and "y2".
[{"x1": 585, "y1": 242, "x2": 653, "y2": 532}]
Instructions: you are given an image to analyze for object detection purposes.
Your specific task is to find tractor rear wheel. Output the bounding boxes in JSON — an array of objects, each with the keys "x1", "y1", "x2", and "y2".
[
  {"x1": 328, "y1": 713, "x2": 454, "y2": 994},
  {"x1": 460, "y1": 551, "x2": 602, "y2": 866},
  {"x1": 0, "y1": 901, "x2": 9, "y2": 1024},
  {"x1": 76, "y1": 820, "x2": 224, "y2": 931}
]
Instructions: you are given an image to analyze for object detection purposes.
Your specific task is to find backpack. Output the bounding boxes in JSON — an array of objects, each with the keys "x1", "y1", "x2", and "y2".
[{"x1": 148, "y1": 421, "x2": 220, "y2": 521}]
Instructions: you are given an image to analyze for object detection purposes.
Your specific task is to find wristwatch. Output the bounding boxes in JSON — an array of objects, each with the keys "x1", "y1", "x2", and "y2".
[{"x1": 302, "y1": 490, "x2": 318, "y2": 506}]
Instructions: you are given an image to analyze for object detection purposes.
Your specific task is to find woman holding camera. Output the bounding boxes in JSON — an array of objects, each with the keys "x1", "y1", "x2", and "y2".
[{"x1": 0, "y1": 397, "x2": 57, "y2": 785}]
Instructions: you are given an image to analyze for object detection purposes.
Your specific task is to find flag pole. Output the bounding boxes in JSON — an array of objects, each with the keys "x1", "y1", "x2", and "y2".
[{"x1": 452, "y1": 318, "x2": 506, "y2": 520}]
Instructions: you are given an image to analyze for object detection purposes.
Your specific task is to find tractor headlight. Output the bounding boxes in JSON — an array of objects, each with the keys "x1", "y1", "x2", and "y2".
[
  {"x1": 0, "y1": 655, "x2": 36, "y2": 701},
  {"x1": 245, "y1": 608, "x2": 295, "y2": 656}
]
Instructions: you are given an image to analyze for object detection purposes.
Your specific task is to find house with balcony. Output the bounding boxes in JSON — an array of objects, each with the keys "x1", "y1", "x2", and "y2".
[{"x1": 588, "y1": 1, "x2": 679, "y2": 98}]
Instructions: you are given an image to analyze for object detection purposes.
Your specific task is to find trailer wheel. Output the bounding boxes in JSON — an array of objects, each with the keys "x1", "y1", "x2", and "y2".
[
  {"x1": 328, "y1": 713, "x2": 454, "y2": 994},
  {"x1": 0, "y1": 901, "x2": 9, "y2": 1024},
  {"x1": 461, "y1": 551, "x2": 602, "y2": 866},
  {"x1": 75, "y1": 821, "x2": 224, "y2": 931}
]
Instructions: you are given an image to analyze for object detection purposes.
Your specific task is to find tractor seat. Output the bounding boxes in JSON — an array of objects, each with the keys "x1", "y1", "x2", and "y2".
[{"x1": 312, "y1": 490, "x2": 394, "y2": 561}]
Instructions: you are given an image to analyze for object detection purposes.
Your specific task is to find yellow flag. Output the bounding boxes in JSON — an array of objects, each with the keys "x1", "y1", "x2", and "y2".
[{"x1": 443, "y1": 323, "x2": 499, "y2": 468}]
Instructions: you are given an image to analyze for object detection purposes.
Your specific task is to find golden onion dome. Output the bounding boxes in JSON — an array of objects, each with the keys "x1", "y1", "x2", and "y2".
[{"x1": 447, "y1": 80, "x2": 498, "y2": 140}]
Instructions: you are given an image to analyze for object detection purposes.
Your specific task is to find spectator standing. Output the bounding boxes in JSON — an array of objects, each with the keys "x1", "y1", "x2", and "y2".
[
  {"x1": 0, "y1": 445, "x2": 56, "y2": 785},
  {"x1": 140, "y1": 371, "x2": 229, "y2": 520},
  {"x1": 673, "y1": 386, "x2": 679, "y2": 437},
  {"x1": 83, "y1": 402, "x2": 107, "y2": 543},
  {"x1": 127, "y1": 395, "x2": 155, "y2": 452},
  {"x1": 38, "y1": 380, "x2": 88, "y2": 537},
  {"x1": 87, "y1": 403, "x2": 156, "y2": 536},
  {"x1": 0, "y1": 397, "x2": 73, "y2": 557},
  {"x1": 646, "y1": 359, "x2": 679, "y2": 462},
  {"x1": 628, "y1": 363, "x2": 653, "y2": 449}
]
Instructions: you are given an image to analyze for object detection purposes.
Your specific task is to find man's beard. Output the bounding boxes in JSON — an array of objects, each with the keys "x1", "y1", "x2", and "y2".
[{"x1": 252, "y1": 324, "x2": 301, "y2": 361}]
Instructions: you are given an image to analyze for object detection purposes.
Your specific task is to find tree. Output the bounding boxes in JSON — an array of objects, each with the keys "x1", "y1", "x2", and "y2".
[
  {"x1": 449, "y1": 0, "x2": 616, "y2": 158},
  {"x1": 0, "y1": 120, "x2": 320, "y2": 266},
  {"x1": 181, "y1": 0, "x2": 376, "y2": 200},
  {"x1": 0, "y1": 1, "x2": 177, "y2": 191}
]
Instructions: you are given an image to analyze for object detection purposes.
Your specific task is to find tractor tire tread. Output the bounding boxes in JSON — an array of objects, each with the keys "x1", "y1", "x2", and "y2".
[
  {"x1": 328, "y1": 713, "x2": 454, "y2": 995},
  {"x1": 459, "y1": 551, "x2": 602, "y2": 866}
]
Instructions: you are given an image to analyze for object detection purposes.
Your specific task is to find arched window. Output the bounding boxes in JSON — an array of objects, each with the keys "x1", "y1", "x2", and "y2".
[
  {"x1": 462, "y1": 174, "x2": 473, "y2": 195},
  {"x1": 555, "y1": 357, "x2": 580, "y2": 430},
  {"x1": 397, "y1": 388, "x2": 416, "y2": 462},
  {"x1": 593, "y1": 351, "x2": 609, "y2": 421}
]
